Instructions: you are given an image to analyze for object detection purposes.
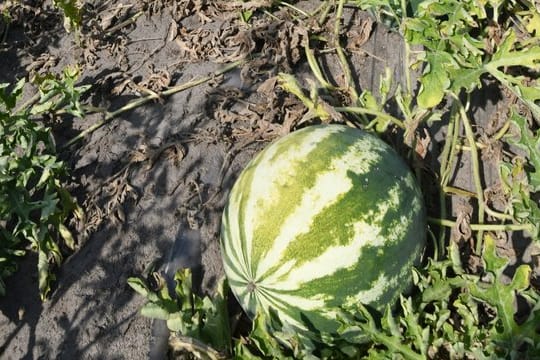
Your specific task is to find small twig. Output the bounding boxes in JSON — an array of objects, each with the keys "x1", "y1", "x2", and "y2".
[
  {"x1": 262, "y1": 10, "x2": 281, "y2": 21},
  {"x1": 348, "y1": 47, "x2": 386, "y2": 62},
  {"x1": 15, "y1": 92, "x2": 41, "y2": 114},
  {"x1": 484, "y1": 205, "x2": 514, "y2": 221},
  {"x1": 277, "y1": 1, "x2": 309, "y2": 17},
  {"x1": 400, "y1": 0, "x2": 413, "y2": 95},
  {"x1": 443, "y1": 112, "x2": 459, "y2": 198},
  {"x1": 443, "y1": 186, "x2": 477, "y2": 198},
  {"x1": 437, "y1": 104, "x2": 460, "y2": 258},
  {"x1": 315, "y1": 1, "x2": 333, "y2": 26},
  {"x1": 304, "y1": 44, "x2": 337, "y2": 91},
  {"x1": 127, "y1": 36, "x2": 165, "y2": 44},
  {"x1": 492, "y1": 117, "x2": 511, "y2": 141},
  {"x1": 62, "y1": 60, "x2": 244, "y2": 149},
  {"x1": 456, "y1": 119, "x2": 511, "y2": 151},
  {"x1": 105, "y1": 11, "x2": 143, "y2": 35}
]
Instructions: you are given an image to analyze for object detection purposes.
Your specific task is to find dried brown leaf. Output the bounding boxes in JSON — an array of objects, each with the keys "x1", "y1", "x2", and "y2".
[
  {"x1": 452, "y1": 200, "x2": 473, "y2": 243},
  {"x1": 346, "y1": 17, "x2": 374, "y2": 50},
  {"x1": 415, "y1": 128, "x2": 431, "y2": 159},
  {"x1": 138, "y1": 67, "x2": 172, "y2": 92}
]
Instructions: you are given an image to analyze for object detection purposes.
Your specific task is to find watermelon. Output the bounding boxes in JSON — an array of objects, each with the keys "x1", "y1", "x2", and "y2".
[{"x1": 220, "y1": 124, "x2": 426, "y2": 339}]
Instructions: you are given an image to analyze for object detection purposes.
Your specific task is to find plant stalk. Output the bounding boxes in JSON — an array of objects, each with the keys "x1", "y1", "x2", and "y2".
[
  {"x1": 334, "y1": 0, "x2": 360, "y2": 104},
  {"x1": 458, "y1": 100, "x2": 485, "y2": 253},
  {"x1": 335, "y1": 106, "x2": 405, "y2": 129},
  {"x1": 428, "y1": 217, "x2": 533, "y2": 233},
  {"x1": 62, "y1": 60, "x2": 243, "y2": 149}
]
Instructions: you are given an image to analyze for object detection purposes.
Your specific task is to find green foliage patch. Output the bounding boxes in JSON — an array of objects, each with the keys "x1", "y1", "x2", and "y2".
[
  {"x1": 0, "y1": 67, "x2": 87, "y2": 299},
  {"x1": 129, "y1": 236, "x2": 540, "y2": 358},
  {"x1": 129, "y1": 0, "x2": 540, "y2": 358}
]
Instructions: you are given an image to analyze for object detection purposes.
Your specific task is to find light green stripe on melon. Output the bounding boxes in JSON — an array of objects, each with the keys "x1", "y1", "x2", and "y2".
[
  {"x1": 263, "y1": 220, "x2": 386, "y2": 291},
  {"x1": 221, "y1": 205, "x2": 252, "y2": 281},
  {"x1": 252, "y1": 133, "x2": 387, "y2": 280},
  {"x1": 346, "y1": 272, "x2": 393, "y2": 305},
  {"x1": 261, "y1": 171, "x2": 413, "y2": 289},
  {"x1": 254, "y1": 289, "x2": 328, "y2": 331},
  {"x1": 253, "y1": 173, "x2": 425, "y2": 311},
  {"x1": 224, "y1": 126, "x2": 343, "y2": 283},
  {"x1": 243, "y1": 126, "x2": 352, "y2": 271}
]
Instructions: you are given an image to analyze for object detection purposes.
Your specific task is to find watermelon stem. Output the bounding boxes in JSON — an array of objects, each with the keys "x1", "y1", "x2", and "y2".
[
  {"x1": 438, "y1": 103, "x2": 461, "y2": 259},
  {"x1": 335, "y1": 106, "x2": 405, "y2": 129},
  {"x1": 456, "y1": 97, "x2": 486, "y2": 254},
  {"x1": 428, "y1": 217, "x2": 534, "y2": 233}
]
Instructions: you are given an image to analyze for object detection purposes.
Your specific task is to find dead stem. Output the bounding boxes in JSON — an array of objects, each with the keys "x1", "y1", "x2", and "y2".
[
  {"x1": 105, "y1": 11, "x2": 143, "y2": 35},
  {"x1": 443, "y1": 186, "x2": 477, "y2": 198},
  {"x1": 63, "y1": 60, "x2": 244, "y2": 149},
  {"x1": 458, "y1": 98, "x2": 486, "y2": 254},
  {"x1": 437, "y1": 103, "x2": 459, "y2": 258},
  {"x1": 277, "y1": 1, "x2": 309, "y2": 17},
  {"x1": 304, "y1": 44, "x2": 337, "y2": 91},
  {"x1": 334, "y1": 0, "x2": 360, "y2": 104}
]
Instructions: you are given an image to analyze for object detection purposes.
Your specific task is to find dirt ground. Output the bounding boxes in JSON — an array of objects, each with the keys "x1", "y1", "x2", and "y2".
[{"x1": 0, "y1": 1, "x2": 536, "y2": 359}]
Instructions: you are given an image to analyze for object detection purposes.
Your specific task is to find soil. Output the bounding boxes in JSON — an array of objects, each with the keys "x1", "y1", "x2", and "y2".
[{"x1": 0, "y1": 1, "x2": 537, "y2": 359}]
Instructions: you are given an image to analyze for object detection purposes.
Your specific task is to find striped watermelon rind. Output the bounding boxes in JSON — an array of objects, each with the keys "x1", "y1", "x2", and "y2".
[{"x1": 220, "y1": 124, "x2": 426, "y2": 339}]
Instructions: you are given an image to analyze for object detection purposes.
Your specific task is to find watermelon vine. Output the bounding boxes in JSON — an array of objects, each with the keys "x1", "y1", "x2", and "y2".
[{"x1": 129, "y1": 0, "x2": 540, "y2": 358}]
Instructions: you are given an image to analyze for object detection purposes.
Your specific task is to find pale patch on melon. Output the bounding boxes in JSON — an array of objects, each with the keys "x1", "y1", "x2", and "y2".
[{"x1": 346, "y1": 272, "x2": 397, "y2": 306}]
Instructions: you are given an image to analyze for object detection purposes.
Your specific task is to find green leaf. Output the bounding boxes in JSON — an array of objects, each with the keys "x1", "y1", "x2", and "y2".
[
  {"x1": 233, "y1": 340, "x2": 261, "y2": 360},
  {"x1": 58, "y1": 224, "x2": 75, "y2": 250},
  {"x1": 37, "y1": 247, "x2": 52, "y2": 300},
  {"x1": 53, "y1": 0, "x2": 82, "y2": 32},
  {"x1": 399, "y1": 296, "x2": 428, "y2": 356},
  {"x1": 199, "y1": 278, "x2": 232, "y2": 352},
  {"x1": 468, "y1": 234, "x2": 540, "y2": 354},
  {"x1": 508, "y1": 110, "x2": 540, "y2": 192},
  {"x1": 127, "y1": 277, "x2": 151, "y2": 297},
  {"x1": 484, "y1": 30, "x2": 540, "y2": 119},
  {"x1": 248, "y1": 311, "x2": 295, "y2": 359},
  {"x1": 498, "y1": 160, "x2": 540, "y2": 237},
  {"x1": 0, "y1": 79, "x2": 25, "y2": 113},
  {"x1": 488, "y1": 30, "x2": 540, "y2": 69},
  {"x1": 361, "y1": 90, "x2": 390, "y2": 132},
  {"x1": 142, "y1": 302, "x2": 172, "y2": 320},
  {"x1": 129, "y1": 268, "x2": 234, "y2": 354},
  {"x1": 417, "y1": 52, "x2": 455, "y2": 108},
  {"x1": 240, "y1": 10, "x2": 253, "y2": 23}
]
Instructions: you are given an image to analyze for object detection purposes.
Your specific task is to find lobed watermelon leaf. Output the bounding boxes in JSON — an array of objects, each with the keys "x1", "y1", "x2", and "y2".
[
  {"x1": 128, "y1": 269, "x2": 232, "y2": 355},
  {"x1": 468, "y1": 234, "x2": 540, "y2": 355},
  {"x1": 508, "y1": 110, "x2": 540, "y2": 192},
  {"x1": 416, "y1": 51, "x2": 454, "y2": 109}
]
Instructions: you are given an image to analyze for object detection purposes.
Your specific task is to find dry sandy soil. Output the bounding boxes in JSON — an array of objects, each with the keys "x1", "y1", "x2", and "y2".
[{"x1": 0, "y1": 1, "x2": 535, "y2": 359}]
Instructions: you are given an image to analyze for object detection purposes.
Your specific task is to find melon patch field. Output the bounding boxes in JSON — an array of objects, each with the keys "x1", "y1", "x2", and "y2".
[{"x1": 1, "y1": 0, "x2": 540, "y2": 359}]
